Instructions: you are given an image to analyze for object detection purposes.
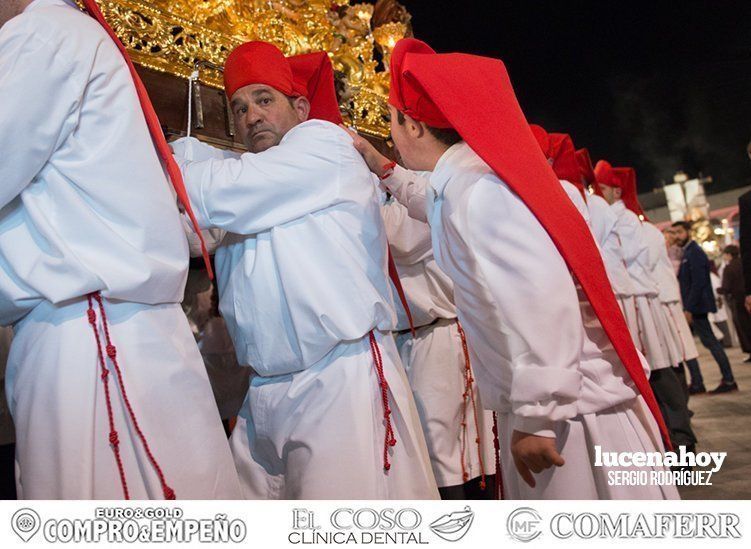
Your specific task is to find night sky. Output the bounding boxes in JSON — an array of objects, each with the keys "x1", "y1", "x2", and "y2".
[{"x1": 397, "y1": 0, "x2": 751, "y2": 194}]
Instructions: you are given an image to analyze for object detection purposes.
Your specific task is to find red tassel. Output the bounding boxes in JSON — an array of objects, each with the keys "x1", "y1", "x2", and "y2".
[
  {"x1": 86, "y1": 292, "x2": 175, "y2": 499},
  {"x1": 369, "y1": 331, "x2": 396, "y2": 471}
]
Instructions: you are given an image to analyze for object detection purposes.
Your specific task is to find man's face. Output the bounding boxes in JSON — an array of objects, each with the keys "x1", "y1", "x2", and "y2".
[
  {"x1": 230, "y1": 84, "x2": 308, "y2": 153},
  {"x1": 388, "y1": 105, "x2": 412, "y2": 168},
  {"x1": 599, "y1": 184, "x2": 620, "y2": 205},
  {"x1": 663, "y1": 228, "x2": 676, "y2": 245},
  {"x1": 673, "y1": 226, "x2": 690, "y2": 246},
  {"x1": 388, "y1": 104, "x2": 423, "y2": 170}
]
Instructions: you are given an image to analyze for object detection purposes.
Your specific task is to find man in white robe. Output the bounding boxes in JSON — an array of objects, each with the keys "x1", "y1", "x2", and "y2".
[
  {"x1": 643, "y1": 222, "x2": 700, "y2": 371},
  {"x1": 597, "y1": 164, "x2": 695, "y2": 451},
  {"x1": 346, "y1": 38, "x2": 677, "y2": 499},
  {"x1": 596, "y1": 163, "x2": 672, "y2": 371},
  {"x1": 642, "y1": 220, "x2": 698, "y2": 450},
  {"x1": 381, "y1": 178, "x2": 496, "y2": 499},
  {"x1": 530, "y1": 129, "x2": 652, "y2": 384},
  {"x1": 0, "y1": 0, "x2": 241, "y2": 499},
  {"x1": 173, "y1": 41, "x2": 437, "y2": 499}
]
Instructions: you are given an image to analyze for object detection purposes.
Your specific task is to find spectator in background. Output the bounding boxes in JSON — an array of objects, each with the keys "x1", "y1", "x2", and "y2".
[
  {"x1": 709, "y1": 264, "x2": 732, "y2": 348},
  {"x1": 740, "y1": 141, "x2": 751, "y2": 314},
  {"x1": 664, "y1": 227, "x2": 684, "y2": 274},
  {"x1": 719, "y1": 245, "x2": 751, "y2": 362},
  {"x1": 673, "y1": 221, "x2": 738, "y2": 394}
]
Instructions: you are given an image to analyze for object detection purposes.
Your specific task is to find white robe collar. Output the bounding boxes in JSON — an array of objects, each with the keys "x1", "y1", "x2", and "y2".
[
  {"x1": 25, "y1": 0, "x2": 77, "y2": 13},
  {"x1": 610, "y1": 198, "x2": 626, "y2": 216},
  {"x1": 429, "y1": 141, "x2": 468, "y2": 198}
]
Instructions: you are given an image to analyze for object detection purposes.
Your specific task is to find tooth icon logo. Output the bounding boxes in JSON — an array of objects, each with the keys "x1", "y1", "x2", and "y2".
[
  {"x1": 430, "y1": 506, "x2": 475, "y2": 542},
  {"x1": 12, "y1": 508, "x2": 41, "y2": 542}
]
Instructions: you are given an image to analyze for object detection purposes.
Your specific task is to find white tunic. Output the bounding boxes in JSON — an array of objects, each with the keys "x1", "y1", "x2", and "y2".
[
  {"x1": 559, "y1": 180, "x2": 590, "y2": 223},
  {"x1": 587, "y1": 195, "x2": 636, "y2": 297},
  {"x1": 175, "y1": 120, "x2": 397, "y2": 375},
  {"x1": 382, "y1": 178, "x2": 495, "y2": 488},
  {"x1": 381, "y1": 194, "x2": 456, "y2": 330},
  {"x1": 386, "y1": 143, "x2": 639, "y2": 433},
  {"x1": 610, "y1": 201, "x2": 658, "y2": 298},
  {"x1": 610, "y1": 201, "x2": 672, "y2": 370},
  {"x1": 0, "y1": 0, "x2": 241, "y2": 499},
  {"x1": 386, "y1": 143, "x2": 673, "y2": 499},
  {"x1": 0, "y1": 0, "x2": 189, "y2": 326},
  {"x1": 175, "y1": 122, "x2": 438, "y2": 499},
  {"x1": 642, "y1": 222, "x2": 681, "y2": 304},
  {"x1": 641, "y1": 222, "x2": 699, "y2": 361}
]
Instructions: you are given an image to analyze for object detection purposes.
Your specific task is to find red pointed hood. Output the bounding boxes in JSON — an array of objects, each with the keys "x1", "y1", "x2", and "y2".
[
  {"x1": 287, "y1": 51, "x2": 343, "y2": 125},
  {"x1": 388, "y1": 39, "x2": 451, "y2": 128},
  {"x1": 388, "y1": 38, "x2": 669, "y2": 446},
  {"x1": 224, "y1": 42, "x2": 342, "y2": 125},
  {"x1": 614, "y1": 167, "x2": 648, "y2": 220},
  {"x1": 595, "y1": 159, "x2": 619, "y2": 188},
  {"x1": 529, "y1": 125, "x2": 583, "y2": 192},
  {"x1": 576, "y1": 148, "x2": 603, "y2": 197}
]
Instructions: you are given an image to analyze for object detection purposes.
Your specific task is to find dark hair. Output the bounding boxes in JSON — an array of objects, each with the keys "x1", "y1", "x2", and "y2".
[
  {"x1": 724, "y1": 244, "x2": 740, "y2": 258},
  {"x1": 671, "y1": 221, "x2": 692, "y2": 231},
  {"x1": 396, "y1": 110, "x2": 462, "y2": 146}
]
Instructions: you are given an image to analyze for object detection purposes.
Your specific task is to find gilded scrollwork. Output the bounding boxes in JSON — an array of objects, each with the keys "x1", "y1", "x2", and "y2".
[{"x1": 75, "y1": 0, "x2": 413, "y2": 137}]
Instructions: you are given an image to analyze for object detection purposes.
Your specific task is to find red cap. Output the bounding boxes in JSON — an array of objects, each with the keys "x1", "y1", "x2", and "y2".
[
  {"x1": 224, "y1": 41, "x2": 302, "y2": 99},
  {"x1": 594, "y1": 159, "x2": 619, "y2": 187},
  {"x1": 529, "y1": 125, "x2": 582, "y2": 192},
  {"x1": 576, "y1": 148, "x2": 602, "y2": 196},
  {"x1": 614, "y1": 167, "x2": 648, "y2": 220},
  {"x1": 288, "y1": 51, "x2": 343, "y2": 125},
  {"x1": 223, "y1": 41, "x2": 342, "y2": 125},
  {"x1": 389, "y1": 38, "x2": 670, "y2": 447},
  {"x1": 388, "y1": 39, "x2": 451, "y2": 128}
]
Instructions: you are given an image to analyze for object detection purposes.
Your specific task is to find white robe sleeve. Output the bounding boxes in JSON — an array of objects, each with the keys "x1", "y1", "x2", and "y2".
[
  {"x1": 172, "y1": 137, "x2": 233, "y2": 255},
  {"x1": 642, "y1": 223, "x2": 663, "y2": 272},
  {"x1": 382, "y1": 165, "x2": 431, "y2": 223},
  {"x1": 179, "y1": 214, "x2": 225, "y2": 257},
  {"x1": 174, "y1": 123, "x2": 346, "y2": 234},
  {"x1": 467, "y1": 177, "x2": 583, "y2": 438},
  {"x1": 381, "y1": 198, "x2": 432, "y2": 265},
  {"x1": 618, "y1": 216, "x2": 651, "y2": 271},
  {"x1": 588, "y1": 195, "x2": 619, "y2": 248},
  {"x1": 0, "y1": 22, "x2": 84, "y2": 209}
]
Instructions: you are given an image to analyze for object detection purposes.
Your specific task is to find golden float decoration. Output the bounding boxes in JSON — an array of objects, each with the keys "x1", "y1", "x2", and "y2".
[{"x1": 76, "y1": 0, "x2": 414, "y2": 138}]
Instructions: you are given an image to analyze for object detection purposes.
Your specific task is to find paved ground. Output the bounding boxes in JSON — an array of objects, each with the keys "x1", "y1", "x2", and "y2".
[{"x1": 678, "y1": 342, "x2": 751, "y2": 499}]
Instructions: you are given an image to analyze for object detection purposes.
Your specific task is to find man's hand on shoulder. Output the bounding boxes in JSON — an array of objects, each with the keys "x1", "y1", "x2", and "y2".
[
  {"x1": 510, "y1": 429, "x2": 565, "y2": 488},
  {"x1": 340, "y1": 125, "x2": 391, "y2": 178}
]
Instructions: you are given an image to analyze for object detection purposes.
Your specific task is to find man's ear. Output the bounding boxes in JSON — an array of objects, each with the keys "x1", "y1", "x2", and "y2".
[
  {"x1": 614, "y1": 187, "x2": 622, "y2": 199},
  {"x1": 403, "y1": 113, "x2": 425, "y2": 139},
  {"x1": 293, "y1": 96, "x2": 311, "y2": 122}
]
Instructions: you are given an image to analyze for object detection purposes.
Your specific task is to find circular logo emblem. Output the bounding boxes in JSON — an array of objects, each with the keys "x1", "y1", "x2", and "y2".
[
  {"x1": 506, "y1": 507, "x2": 542, "y2": 542},
  {"x1": 12, "y1": 508, "x2": 41, "y2": 542}
]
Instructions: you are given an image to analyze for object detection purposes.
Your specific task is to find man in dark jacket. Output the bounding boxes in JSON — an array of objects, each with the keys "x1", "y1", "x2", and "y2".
[
  {"x1": 741, "y1": 141, "x2": 751, "y2": 311},
  {"x1": 739, "y1": 189, "x2": 751, "y2": 312},
  {"x1": 673, "y1": 221, "x2": 737, "y2": 394},
  {"x1": 719, "y1": 245, "x2": 751, "y2": 361}
]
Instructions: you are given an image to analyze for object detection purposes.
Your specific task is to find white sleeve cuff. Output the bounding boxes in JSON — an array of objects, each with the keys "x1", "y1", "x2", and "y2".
[{"x1": 513, "y1": 416, "x2": 557, "y2": 439}]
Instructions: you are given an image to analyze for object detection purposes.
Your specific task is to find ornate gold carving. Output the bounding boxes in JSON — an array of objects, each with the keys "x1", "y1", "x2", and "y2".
[{"x1": 77, "y1": 0, "x2": 414, "y2": 138}]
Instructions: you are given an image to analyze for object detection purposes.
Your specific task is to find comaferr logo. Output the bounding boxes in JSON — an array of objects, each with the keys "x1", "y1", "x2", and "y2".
[
  {"x1": 429, "y1": 506, "x2": 475, "y2": 542},
  {"x1": 551, "y1": 512, "x2": 742, "y2": 539}
]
